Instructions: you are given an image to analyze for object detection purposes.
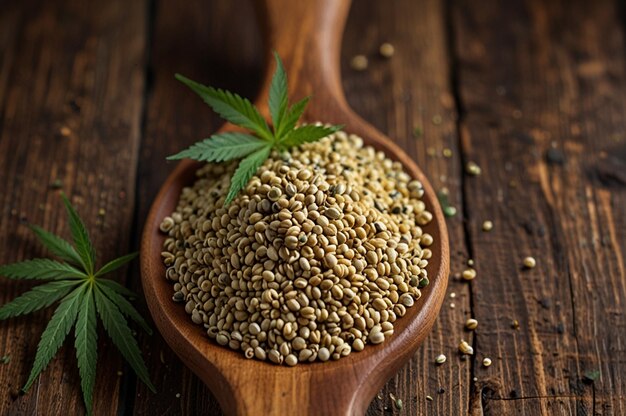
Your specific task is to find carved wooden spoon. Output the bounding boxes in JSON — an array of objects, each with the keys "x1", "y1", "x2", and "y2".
[{"x1": 140, "y1": 0, "x2": 449, "y2": 414}]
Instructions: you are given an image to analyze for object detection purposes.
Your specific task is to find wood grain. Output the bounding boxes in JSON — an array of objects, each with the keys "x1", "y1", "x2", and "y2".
[
  {"x1": 0, "y1": 0, "x2": 146, "y2": 414},
  {"x1": 1, "y1": 0, "x2": 625, "y2": 414},
  {"x1": 452, "y1": 0, "x2": 626, "y2": 414}
]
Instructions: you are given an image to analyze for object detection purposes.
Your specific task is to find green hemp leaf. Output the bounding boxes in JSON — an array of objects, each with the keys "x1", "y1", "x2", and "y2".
[
  {"x1": 169, "y1": 52, "x2": 343, "y2": 204},
  {"x1": 0, "y1": 194, "x2": 155, "y2": 415}
]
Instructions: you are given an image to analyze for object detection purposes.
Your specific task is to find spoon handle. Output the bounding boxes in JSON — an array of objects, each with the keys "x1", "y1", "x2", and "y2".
[{"x1": 255, "y1": 0, "x2": 352, "y2": 118}]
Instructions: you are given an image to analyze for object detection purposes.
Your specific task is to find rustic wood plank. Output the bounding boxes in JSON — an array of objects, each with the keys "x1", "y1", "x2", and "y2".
[
  {"x1": 341, "y1": 1, "x2": 470, "y2": 415},
  {"x1": 452, "y1": 0, "x2": 626, "y2": 414},
  {"x1": 130, "y1": 0, "x2": 263, "y2": 414},
  {"x1": 0, "y1": 0, "x2": 146, "y2": 415}
]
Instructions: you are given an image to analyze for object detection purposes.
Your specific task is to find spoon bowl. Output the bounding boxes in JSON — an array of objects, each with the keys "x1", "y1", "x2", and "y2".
[{"x1": 141, "y1": 1, "x2": 449, "y2": 414}]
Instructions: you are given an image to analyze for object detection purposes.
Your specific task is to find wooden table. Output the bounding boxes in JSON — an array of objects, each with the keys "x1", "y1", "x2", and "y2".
[{"x1": 1, "y1": 0, "x2": 625, "y2": 414}]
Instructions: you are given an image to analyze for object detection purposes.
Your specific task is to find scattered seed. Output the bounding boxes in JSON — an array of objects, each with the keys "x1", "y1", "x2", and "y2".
[
  {"x1": 465, "y1": 318, "x2": 478, "y2": 330},
  {"x1": 443, "y1": 206, "x2": 457, "y2": 217},
  {"x1": 395, "y1": 398, "x2": 403, "y2": 410},
  {"x1": 511, "y1": 319, "x2": 520, "y2": 329},
  {"x1": 176, "y1": 393, "x2": 181, "y2": 399},
  {"x1": 458, "y1": 340, "x2": 473, "y2": 355},
  {"x1": 379, "y1": 43, "x2": 395, "y2": 58},
  {"x1": 442, "y1": 148, "x2": 452, "y2": 158},
  {"x1": 450, "y1": 292, "x2": 456, "y2": 298},
  {"x1": 462, "y1": 268, "x2": 476, "y2": 281},
  {"x1": 435, "y1": 354, "x2": 447, "y2": 364},
  {"x1": 523, "y1": 256, "x2": 536, "y2": 269},
  {"x1": 437, "y1": 190, "x2": 456, "y2": 217},
  {"x1": 450, "y1": 303, "x2": 455, "y2": 309},
  {"x1": 60, "y1": 126, "x2": 71, "y2": 136},
  {"x1": 467, "y1": 259, "x2": 474, "y2": 266},
  {"x1": 426, "y1": 395, "x2": 433, "y2": 402},
  {"x1": 350, "y1": 55, "x2": 368, "y2": 71},
  {"x1": 482, "y1": 357, "x2": 492, "y2": 367},
  {"x1": 466, "y1": 161, "x2": 482, "y2": 176},
  {"x1": 482, "y1": 220, "x2": 493, "y2": 232},
  {"x1": 426, "y1": 147, "x2": 437, "y2": 157},
  {"x1": 98, "y1": 208, "x2": 106, "y2": 217}
]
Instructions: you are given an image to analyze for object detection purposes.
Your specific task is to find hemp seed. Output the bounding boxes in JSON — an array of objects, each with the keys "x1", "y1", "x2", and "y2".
[
  {"x1": 458, "y1": 340, "x2": 474, "y2": 355},
  {"x1": 523, "y1": 256, "x2": 536, "y2": 269},
  {"x1": 159, "y1": 130, "x2": 433, "y2": 365},
  {"x1": 462, "y1": 268, "x2": 477, "y2": 281},
  {"x1": 379, "y1": 43, "x2": 395, "y2": 58},
  {"x1": 350, "y1": 55, "x2": 368, "y2": 71},
  {"x1": 465, "y1": 318, "x2": 478, "y2": 330}
]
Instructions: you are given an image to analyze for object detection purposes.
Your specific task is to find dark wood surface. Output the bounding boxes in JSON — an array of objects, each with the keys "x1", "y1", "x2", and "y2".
[{"x1": 0, "y1": 0, "x2": 624, "y2": 415}]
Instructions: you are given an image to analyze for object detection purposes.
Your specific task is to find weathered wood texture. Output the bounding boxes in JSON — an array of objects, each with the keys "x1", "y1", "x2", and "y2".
[
  {"x1": 1, "y1": 0, "x2": 625, "y2": 414},
  {"x1": 131, "y1": 0, "x2": 263, "y2": 415},
  {"x1": 0, "y1": 0, "x2": 146, "y2": 414},
  {"x1": 452, "y1": 0, "x2": 626, "y2": 414}
]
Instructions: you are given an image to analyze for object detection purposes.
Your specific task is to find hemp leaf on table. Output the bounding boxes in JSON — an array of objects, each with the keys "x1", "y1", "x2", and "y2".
[
  {"x1": 0, "y1": 194, "x2": 155, "y2": 415},
  {"x1": 168, "y1": 52, "x2": 343, "y2": 204}
]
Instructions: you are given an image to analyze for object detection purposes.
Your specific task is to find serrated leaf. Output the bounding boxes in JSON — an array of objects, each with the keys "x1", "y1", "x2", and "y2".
[
  {"x1": 280, "y1": 124, "x2": 343, "y2": 148},
  {"x1": 94, "y1": 287, "x2": 155, "y2": 392},
  {"x1": 29, "y1": 225, "x2": 83, "y2": 267},
  {"x1": 97, "y1": 282, "x2": 151, "y2": 335},
  {"x1": 166, "y1": 133, "x2": 267, "y2": 162},
  {"x1": 22, "y1": 284, "x2": 85, "y2": 392},
  {"x1": 0, "y1": 280, "x2": 80, "y2": 319},
  {"x1": 0, "y1": 259, "x2": 86, "y2": 281},
  {"x1": 276, "y1": 96, "x2": 310, "y2": 140},
  {"x1": 175, "y1": 74, "x2": 273, "y2": 142},
  {"x1": 95, "y1": 252, "x2": 138, "y2": 278},
  {"x1": 225, "y1": 145, "x2": 272, "y2": 205},
  {"x1": 61, "y1": 194, "x2": 96, "y2": 275},
  {"x1": 98, "y1": 279, "x2": 138, "y2": 299},
  {"x1": 268, "y1": 52, "x2": 288, "y2": 136},
  {"x1": 75, "y1": 285, "x2": 97, "y2": 414}
]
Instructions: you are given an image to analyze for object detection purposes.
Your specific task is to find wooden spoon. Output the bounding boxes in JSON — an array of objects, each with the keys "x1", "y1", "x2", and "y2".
[{"x1": 140, "y1": 0, "x2": 449, "y2": 414}]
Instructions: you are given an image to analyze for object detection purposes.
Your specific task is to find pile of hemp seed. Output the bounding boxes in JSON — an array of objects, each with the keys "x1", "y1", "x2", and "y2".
[{"x1": 160, "y1": 131, "x2": 433, "y2": 365}]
